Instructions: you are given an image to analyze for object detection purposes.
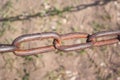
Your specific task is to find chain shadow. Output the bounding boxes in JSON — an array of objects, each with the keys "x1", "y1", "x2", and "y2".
[{"x1": 0, "y1": 0, "x2": 116, "y2": 22}]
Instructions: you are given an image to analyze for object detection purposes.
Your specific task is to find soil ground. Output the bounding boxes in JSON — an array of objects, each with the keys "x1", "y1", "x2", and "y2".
[{"x1": 0, "y1": 0, "x2": 120, "y2": 80}]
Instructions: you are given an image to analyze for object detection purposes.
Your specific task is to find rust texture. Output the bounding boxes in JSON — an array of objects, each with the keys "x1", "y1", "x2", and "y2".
[{"x1": 0, "y1": 30, "x2": 119, "y2": 56}]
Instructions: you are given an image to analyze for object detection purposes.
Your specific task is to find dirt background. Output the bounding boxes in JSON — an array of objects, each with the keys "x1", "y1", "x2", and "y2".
[{"x1": 0, "y1": 0, "x2": 120, "y2": 80}]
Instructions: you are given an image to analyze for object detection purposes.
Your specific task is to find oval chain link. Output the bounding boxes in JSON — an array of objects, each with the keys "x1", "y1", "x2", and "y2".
[
  {"x1": 87, "y1": 30, "x2": 120, "y2": 46},
  {"x1": 0, "y1": 30, "x2": 119, "y2": 56},
  {"x1": 53, "y1": 32, "x2": 92, "y2": 51},
  {"x1": 12, "y1": 32, "x2": 60, "y2": 56}
]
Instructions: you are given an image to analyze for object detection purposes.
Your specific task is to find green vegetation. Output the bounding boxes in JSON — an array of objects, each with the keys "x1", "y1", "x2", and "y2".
[
  {"x1": 91, "y1": 21, "x2": 105, "y2": 32},
  {"x1": 44, "y1": 67, "x2": 65, "y2": 80},
  {"x1": 0, "y1": 0, "x2": 13, "y2": 37},
  {"x1": 79, "y1": 50, "x2": 86, "y2": 54},
  {"x1": 23, "y1": 56, "x2": 33, "y2": 61},
  {"x1": 22, "y1": 69, "x2": 29, "y2": 80}
]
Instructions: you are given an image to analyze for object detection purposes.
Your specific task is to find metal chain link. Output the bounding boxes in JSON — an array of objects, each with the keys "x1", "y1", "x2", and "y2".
[{"x1": 0, "y1": 30, "x2": 120, "y2": 56}]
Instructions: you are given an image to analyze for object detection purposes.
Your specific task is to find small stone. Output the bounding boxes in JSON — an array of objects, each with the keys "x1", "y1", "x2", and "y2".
[
  {"x1": 44, "y1": 3, "x2": 51, "y2": 9},
  {"x1": 117, "y1": 13, "x2": 120, "y2": 17},
  {"x1": 51, "y1": 25, "x2": 56, "y2": 30},
  {"x1": 62, "y1": 18, "x2": 67, "y2": 24},
  {"x1": 100, "y1": 62, "x2": 106, "y2": 67},
  {"x1": 65, "y1": 70, "x2": 72, "y2": 74},
  {"x1": 117, "y1": 77, "x2": 120, "y2": 80},
  {"x1": 70, "y1": 76, "x2": 77, "y2": 80}
]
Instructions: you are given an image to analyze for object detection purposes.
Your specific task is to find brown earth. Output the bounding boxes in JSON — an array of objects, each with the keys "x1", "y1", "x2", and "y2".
[{"x1": 0, "y1": 0, "x2": 120, "y2": 80}]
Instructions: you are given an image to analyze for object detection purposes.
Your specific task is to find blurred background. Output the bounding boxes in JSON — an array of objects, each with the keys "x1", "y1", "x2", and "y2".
[{"x1": 0, "y1": 0, "x2": 120, "y2": 80}]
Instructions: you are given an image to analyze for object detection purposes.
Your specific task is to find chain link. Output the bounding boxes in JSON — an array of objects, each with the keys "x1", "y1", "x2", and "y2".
[
  {"x1": 0, "y1": 44, "x2": 16, "y2": 52},
  {"x1": 53, "y1": 32, "x2": 92, "y2": 51},
  {"x1": 12, "y1": 32, "x2": 60, "y2": 56},
  {"x1": 0, "y1": 30, "x2": 120, "y2": 56}
]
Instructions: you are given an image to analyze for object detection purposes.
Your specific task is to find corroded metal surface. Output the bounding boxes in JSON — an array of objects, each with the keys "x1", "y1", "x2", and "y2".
[{"x1": 0, "y1": 30, "x2": 120, "y2": 56}]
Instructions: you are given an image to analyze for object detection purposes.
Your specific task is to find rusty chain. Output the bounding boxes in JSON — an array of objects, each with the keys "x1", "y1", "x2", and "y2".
[{"x1": 0, "y1": 30, "x2": 120, "y2": 56}]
